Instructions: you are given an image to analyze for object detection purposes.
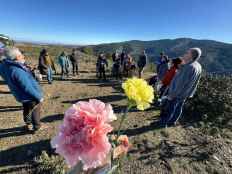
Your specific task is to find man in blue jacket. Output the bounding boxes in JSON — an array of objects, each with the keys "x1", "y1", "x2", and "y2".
[
  {"x1": 159, "y1": 48, "x2": 202, "y2": 127},
  {"x1": 0, "y1": 47, "x2": 44, "y2": 132}
]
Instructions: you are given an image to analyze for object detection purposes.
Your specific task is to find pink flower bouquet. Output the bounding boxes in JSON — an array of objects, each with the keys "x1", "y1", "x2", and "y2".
[{"x1": 51, "y1": 99, "x2": 117, "y2": 171}]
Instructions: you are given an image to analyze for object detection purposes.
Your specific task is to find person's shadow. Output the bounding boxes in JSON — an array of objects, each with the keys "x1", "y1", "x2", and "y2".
[
  {"x1": 0, "y1": 106, "x2": 22, "y2": 113},
  {"x1": 0, "y1": 126, "x2": 31, "y2": 139},
  {"x1": 0, "y1": 139, "x2": 52, "y2": 170}
]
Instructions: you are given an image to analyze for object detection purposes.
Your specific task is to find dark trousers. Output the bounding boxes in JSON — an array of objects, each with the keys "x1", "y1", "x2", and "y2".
[
  {"x1": 113, "y1": 64, "x2": 122, "y2": 80},
  {"x1": 99, "y1": 67, "x2": 106, "y2": 79},
  {"x1": 159, "y1": 85, "x2": 167, "y2": 98},
  {"x1": 72, "y1": 62, "x2": 79, "y2": 75},
  {"x1": 23, "y1": 101, "x2": 41, "y2": 129},
  {"x1": 138, "y1": 66, "x2": 144, "y2": 78},
  {"x1": 159, "y1": 98, "x2": 185, "y2": 125}
]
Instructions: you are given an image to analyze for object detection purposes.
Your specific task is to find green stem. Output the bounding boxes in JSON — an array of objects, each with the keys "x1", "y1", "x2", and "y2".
[{"x1": 116, "y1": 105, "x2": 132, "y2": 139}]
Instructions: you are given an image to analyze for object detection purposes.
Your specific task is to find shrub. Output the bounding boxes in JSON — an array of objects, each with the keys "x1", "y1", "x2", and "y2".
[
  {"x1": 33, "y1": 151, "x2": 67, "y2": 174},
  {"x1": 182, "y1": 75, "x2": 232, "y2": 131}
]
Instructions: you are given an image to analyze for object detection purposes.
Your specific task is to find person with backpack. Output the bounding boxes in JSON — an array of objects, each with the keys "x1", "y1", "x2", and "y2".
[
  {"x1": 137, "y1": 50, "x2": 147, "y2": 78},
  {"x1": 97, "y1": 53, "x2": 108, "y2": 80},
  {"x1": 58, "y1": 51, "x2": 70, "y2": 79},
  {"x1": 0, "y1": 47, "x2": 44, "y2": 132},
  {"x1": 38, "y1": 49, "x2": 56, "y2": 84},
  {"x1": 158, "y1": 48, "x2": 202, "y2": 127},
  {"x1": 69, "y1": 49, "x2": 79, "y2": 76}
]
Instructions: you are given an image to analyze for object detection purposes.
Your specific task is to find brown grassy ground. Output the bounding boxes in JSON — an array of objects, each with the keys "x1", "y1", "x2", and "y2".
[{"x1": 0, "y1": 61, "x2": 232, "y2": 174}]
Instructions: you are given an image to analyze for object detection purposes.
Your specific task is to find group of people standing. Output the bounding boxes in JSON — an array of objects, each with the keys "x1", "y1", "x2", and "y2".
[
  {"x1": 37, "y1": 48, "x2": 80, "y2": 83},
  {"x1": 96, "y1": 50, "x2": 148, "y2": 80},
  {"x1": 0, "y1": 45, "x2": 202, "y2": 133}
]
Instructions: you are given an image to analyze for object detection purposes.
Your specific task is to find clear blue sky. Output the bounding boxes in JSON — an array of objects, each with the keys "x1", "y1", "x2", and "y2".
[{"x1": 1, "y1": 0, "x2": 232, "y2": 44}]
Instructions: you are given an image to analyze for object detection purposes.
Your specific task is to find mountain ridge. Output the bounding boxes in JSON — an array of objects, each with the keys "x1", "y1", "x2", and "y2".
[{"x1": 83, "y1": 38, "x2": 232, "y2": 72}]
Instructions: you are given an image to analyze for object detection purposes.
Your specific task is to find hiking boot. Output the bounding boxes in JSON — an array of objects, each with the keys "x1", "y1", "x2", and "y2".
[{"x1": 22, "y1": 124, "x2": 32, "y2": 132}]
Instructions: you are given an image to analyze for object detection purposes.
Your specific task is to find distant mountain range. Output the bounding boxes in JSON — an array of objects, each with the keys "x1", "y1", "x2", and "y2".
[{"x1": 84, "y1": 38, "x2": 232, "y2": 72}]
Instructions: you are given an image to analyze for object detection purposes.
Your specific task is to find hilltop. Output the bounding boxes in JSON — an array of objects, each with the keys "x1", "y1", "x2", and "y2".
[
  {"x1": 0, "y1": 52, "x2": 232, "y2": 173},
  {"x1": 81, "y1": 38, "x2": 232, "y2": 73}
]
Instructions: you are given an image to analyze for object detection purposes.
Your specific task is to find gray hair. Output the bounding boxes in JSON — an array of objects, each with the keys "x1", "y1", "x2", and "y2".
[
  {"x1": 4, "y1": 47, "x2": 22, "y2": 60},
  {"x1": 190, "y1": 48, "x2": 202, "y2": 61}
]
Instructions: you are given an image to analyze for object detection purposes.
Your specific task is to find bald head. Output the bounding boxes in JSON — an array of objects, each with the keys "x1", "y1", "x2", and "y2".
[{"x1": 190, "y1": 48, "x2": 202, "y2": 61}]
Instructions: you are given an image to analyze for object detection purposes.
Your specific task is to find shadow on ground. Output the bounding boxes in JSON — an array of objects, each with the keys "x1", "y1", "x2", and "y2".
[
  {"x1": 62, "y1": 94, "x2": 125, "y2": 104},
  {"x1": 0, "y1": 139, "x2": 52, "y2": 168},
  {"x1": 0, "y1": 80, "x2": 5, "y2": 85},
  {"x1": 41, "y1": 114, "x2": 64, "y2": 123},
  {"x1": 0, "y1": 126, "x2": 30, "y2": 139},
  {"x1": 112, "y1": 119, "x2": 160, "y2": 137},
  {"x1": 0, "y1": 106, "x2": 22, "y2": 113}
]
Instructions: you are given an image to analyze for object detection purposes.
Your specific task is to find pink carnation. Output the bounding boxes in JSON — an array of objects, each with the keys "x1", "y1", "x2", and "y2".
[{"x1": 51, "y1": 99, "x2": 117, "y2": 170}]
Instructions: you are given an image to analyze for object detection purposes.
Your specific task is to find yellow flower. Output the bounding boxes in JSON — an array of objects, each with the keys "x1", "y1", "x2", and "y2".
[{"x1": 122, "y1": 77, "x2": 155, "y2": 110}]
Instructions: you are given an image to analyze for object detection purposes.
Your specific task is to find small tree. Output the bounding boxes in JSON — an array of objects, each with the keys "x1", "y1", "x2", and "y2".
[{"x1": 83, "y1": 47, "x2": 94, "y2": 55}]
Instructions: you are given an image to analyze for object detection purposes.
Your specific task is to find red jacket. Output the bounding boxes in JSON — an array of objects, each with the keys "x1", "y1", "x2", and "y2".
[{"x1": 162, "y1": 66, "x2": 177, "y2": 87}]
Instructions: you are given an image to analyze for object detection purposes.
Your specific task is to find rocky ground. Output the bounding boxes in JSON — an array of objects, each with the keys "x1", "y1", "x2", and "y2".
[{"x1": 0, "y1": 62, "x2": 232, "y2": 174}]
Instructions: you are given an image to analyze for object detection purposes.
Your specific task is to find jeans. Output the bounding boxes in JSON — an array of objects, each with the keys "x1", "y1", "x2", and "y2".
[
  {"x1": 72, "y1": 62, "x2": 79, "y2": 75},
  {"x1": 23, "y1": 101, "x2": 41, "y2": 130},
  {"x1": 47, "y1": 67, "x2": 53, "y2": 83},
  {"x1": 61, "y1": 66, "x2": 69, "y2": 79},
  {"x1": 159, "y1": 98, "x2": 185, "y2": 125}
]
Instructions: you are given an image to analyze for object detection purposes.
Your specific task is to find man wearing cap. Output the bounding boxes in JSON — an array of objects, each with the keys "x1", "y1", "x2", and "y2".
[
  {"x1": 0, "y1": 47, "x2": 44, "y2": 132},
  {"x1": 159, "y1": 48, "x2": 202, "y2": 127}
]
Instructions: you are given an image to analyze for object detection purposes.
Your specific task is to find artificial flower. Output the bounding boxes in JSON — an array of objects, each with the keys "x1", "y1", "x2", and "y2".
[
  {"x1": 51, "y1": 99, "x2": 116, "y2": 171},
  {"x1": 122, "y1": 77, "x2": 155, "y2": 110}
]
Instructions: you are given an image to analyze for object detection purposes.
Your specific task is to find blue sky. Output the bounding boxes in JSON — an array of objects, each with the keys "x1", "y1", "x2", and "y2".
[{"x1": 0, "y1": 0, "x2": 232, "y2": 44}]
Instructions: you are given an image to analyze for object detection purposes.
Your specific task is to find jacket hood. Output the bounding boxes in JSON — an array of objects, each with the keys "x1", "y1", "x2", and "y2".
[{"x1": 3, "y1": 58, "x2": 27, "y2": 71}]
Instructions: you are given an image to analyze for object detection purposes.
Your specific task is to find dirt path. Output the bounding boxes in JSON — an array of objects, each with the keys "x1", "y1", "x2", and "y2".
[{"x1": 1, "y1": 64, "x2": 232, "y2": 174}]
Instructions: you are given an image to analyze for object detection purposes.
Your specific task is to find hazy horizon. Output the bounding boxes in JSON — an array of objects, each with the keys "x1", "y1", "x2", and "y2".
[{"x1": 14, "y1": 37, "x2": 232, "y2": 46}]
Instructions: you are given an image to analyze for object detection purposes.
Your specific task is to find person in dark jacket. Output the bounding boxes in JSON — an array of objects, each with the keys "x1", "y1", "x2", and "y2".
[
  {"x1": 38, "y1": 49, "x2": 56, "y2": 84},
  {"x1": 120, "y1": 51, "x2": 126, "y2": 66},
  {"x1": 157, "y1": 54, "x2": 169, "y2": 81},
  {"x1": 112, "y1": 52, "x2": 122, "y2": 80},
  {"x1": 137, "y1": 50, "x2": 147, "y2": 78},
  {"x1": 97, "y1": 53, "x2": 108, "y2": 80},
  {"x1": 0, "y1": 47, "x2": 44, "y2": 132},
  {"x1": 69, "y1": 49, "x2": 79, "y2": 76},
  {"x1": 158, "y1": 48, "x2": 202, "y2": 127}
]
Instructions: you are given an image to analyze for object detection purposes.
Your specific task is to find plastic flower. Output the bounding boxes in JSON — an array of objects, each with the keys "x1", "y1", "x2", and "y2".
[
  {"x1": 122, "y1": 77, "x2": 154, "y2": 110},
  {"x1": 51, "y1": 99, "x2": 117, "y2": 171},
  {"x1": 113, "y1": 135, "x2": 131, "y2": 159}
]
